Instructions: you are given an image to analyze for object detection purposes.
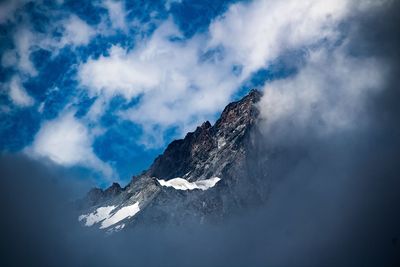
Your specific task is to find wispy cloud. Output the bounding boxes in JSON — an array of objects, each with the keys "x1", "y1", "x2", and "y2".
[
  {"x1": 7, "y1": 75, "x2": 35, "y2": 107},
  {"x1": 12, "y1": 27, "x2": 38, "y2": 76},
  {"x1": 60, "y1": 15, "x2": 96, "y2": 47},
  {"x1": 0, "y1": 0, "x2": 29, "y2": 24},
  {"x1": 77, "y1": 0, "x2": 385, "y2": 148},
  {"x1": 26, "y1": 111, "x2": 114, "y2": 179},
  {"x1": 210, "y1": 0, "x2": 357, "y2": 76},
  {"x1": 78, "y1": 18, "x2": 240, "y2": 146},
  {"x1": 259, "y1": 44, "x2": 387, "y2": 140},
  {"x1": 102, "y1": 0, "x2": 128, "y2": 32}
]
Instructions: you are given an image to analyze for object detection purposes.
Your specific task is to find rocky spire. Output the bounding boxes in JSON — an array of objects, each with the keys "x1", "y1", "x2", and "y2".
[
  {"x1": 144, "y1": 89, "x2": 262, "y2": 180},
  {"x1": 213, "y1": 89, "x2": 262, "y2": 133}
]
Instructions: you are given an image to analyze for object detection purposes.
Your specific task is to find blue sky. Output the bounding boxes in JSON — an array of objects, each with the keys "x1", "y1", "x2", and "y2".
[{"x1": 0, "y1": 0, "x2": 389, "y2": 187}]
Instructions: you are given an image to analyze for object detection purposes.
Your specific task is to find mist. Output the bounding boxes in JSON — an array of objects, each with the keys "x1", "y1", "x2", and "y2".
[{"x1": 1, "y1": 1, "x2": 400, "y2": 267}]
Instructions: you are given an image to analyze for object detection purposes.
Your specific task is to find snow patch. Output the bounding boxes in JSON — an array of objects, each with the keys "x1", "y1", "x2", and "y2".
[
  {"x1": 217, "y1": 137, "x2": 226, "y2": 149},
  {"x1": 115, "y1": 224, "x2": 125, "y2": 230},
  {"x1": 79, "y1": 203, "x2": 140, "y2": 229},
  {"x1": 157, "y1": 177, "x2": 221, "y2": 191},
  {"x1": 78, "y1": 205, "x2": 116, "y2": 226},
  {"x1": 100, "y1": 202, "x2": 140, "y2": 229}
]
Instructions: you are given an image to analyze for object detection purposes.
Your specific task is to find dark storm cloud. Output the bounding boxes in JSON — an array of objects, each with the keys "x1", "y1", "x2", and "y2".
[{"x1": 251, "y1": 1, "x2": 400, "y2": 265}]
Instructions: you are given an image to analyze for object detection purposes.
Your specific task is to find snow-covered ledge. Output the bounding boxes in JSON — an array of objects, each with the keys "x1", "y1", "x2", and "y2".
[{"x1": 157, "y1": 177, "x2": 221, "y2": 191}]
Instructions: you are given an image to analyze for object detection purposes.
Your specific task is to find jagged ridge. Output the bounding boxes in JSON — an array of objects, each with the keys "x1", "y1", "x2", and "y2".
[{"x1": 79, "y1": 89, "x2": 268, "y2": 232}]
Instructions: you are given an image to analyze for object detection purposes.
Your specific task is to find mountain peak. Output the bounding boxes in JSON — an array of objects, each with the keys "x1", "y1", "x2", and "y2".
[
  {"x1": 214, "y1": 89, "x2": 262, "y2": 131},
  {"x1": 80, "y1": 88, "x2": 267, "y2": 231},
  {"x1": 246, "y1": 88, "x2": 263, "y2": 102},
  {"x1": 200, "y1": 120, "x2": 212, "y2": 129},
  {"x1": 144, "y1": 89, "x2": 262, "y2": 180}
]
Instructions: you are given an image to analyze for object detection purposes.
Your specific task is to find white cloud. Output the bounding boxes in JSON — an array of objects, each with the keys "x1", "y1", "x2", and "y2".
[
  {"x1": 79, "y1": 45, "x2": 160, "y2": 99},
  {"x1": 85, "y1": 96, "x2": 109, "y2": 121},
  {"x1": 78, "y1": 19, "x2": 241, "y2": 147},
  {"x1": 13, "y1": 27, "x2": 38, "y2": 76},
  {"x1": 208, "y1": 0, "x2": 350, "y2": 77},
  {"x1": 3, "y1": 12, "x2": 96, "y2": 79},
  {"x1": 77, "y1": 0, "x2": 387, "y2": 148},
  {"x1": 27, "y1": 111, "x2": 113, "y2": 178},
  {"x1": 60, "y1": 15, "x2": 95, "y2": 47},
  {"x1": 8, "y1": 75, "x2": 35, "y2": 107},
  {"x1": 0, "y1": 0, "x2": 29, "y2": 24},
  {"x1": 102, "y1": 0, "x2": 127, "y2": 31},
  {"x1": 259, "y1": 44, "x2": 387, "y2": 138}
]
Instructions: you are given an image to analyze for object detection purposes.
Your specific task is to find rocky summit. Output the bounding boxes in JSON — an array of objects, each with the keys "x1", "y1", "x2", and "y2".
[{"x1": 78, "y1": 89, "x2": 270, "y2": 233}]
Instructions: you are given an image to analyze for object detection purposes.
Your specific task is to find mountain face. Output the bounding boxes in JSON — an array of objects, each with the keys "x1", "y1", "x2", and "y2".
[{"x1": 78, "y1": 89, "x2": 270, "y2": 232}]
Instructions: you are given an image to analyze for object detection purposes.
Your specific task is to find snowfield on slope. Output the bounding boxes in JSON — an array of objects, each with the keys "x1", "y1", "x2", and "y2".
[
  {"x1": 78, "y1": 177, "x2": 220, "y2": 230},
  {"x1": 100, "y1": 202, "x2": 140, "y2": 229},
  {"x1": 79, "y1": 202, "x2": 140, "y2": 229},
  {"x1": 157, "y1": 177, "x2": 221, "y2": 191},
  {"x1": 78, "y1": 205, "x2": 115, "y2": 226}
]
